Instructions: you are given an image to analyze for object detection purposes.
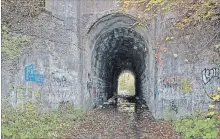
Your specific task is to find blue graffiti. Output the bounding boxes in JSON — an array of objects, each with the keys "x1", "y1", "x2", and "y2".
[{"x1": 24, "y1": 64, "x2": 44, "y2": 85}]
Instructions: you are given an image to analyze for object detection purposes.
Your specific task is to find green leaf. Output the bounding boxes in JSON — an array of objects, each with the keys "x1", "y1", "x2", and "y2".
[{"x1": 2, "y1": 126, "x2": 13, "y2": 137}]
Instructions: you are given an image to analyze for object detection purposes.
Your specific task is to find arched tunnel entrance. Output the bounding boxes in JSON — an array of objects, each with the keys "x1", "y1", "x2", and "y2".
[
  {"x1": 87, "y1": 14, "x2": 155, "y2": 111},
  {"x1": 92, "y1": 27, "x2": 148, "y2": 102}
]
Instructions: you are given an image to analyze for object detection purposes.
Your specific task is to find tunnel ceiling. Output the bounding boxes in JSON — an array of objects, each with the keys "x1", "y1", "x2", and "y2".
[{"x1": 93, "y1": 27, "x2": 148, "y2": 81}]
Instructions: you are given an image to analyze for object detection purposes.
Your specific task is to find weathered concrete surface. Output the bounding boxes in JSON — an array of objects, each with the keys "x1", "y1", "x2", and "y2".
[
  {"x1": 2, "y1": 0, "x2": 82, "y2": 110},
  {"x1": 2, "y1": 0, "x2": 219, "y2": 119}
]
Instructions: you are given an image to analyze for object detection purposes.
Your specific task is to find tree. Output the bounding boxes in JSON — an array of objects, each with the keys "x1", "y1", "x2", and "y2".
[{"x1": 117, "y1": 0, "x2": 220, "y2": 63}]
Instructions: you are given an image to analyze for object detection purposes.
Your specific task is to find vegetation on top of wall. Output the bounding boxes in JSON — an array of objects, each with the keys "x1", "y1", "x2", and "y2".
[
  {"x1": 118, "y1": 0, "x2": 220, "y2": 23},
  {"x1": 117, "y1": 0, "x2": 220, "y2": 30},
  {"x1": 117, "y1": 0, "x2": 220, "y2": 64},
  {"x1": 2, "y1": 0, "x2": 45, "y2": 21},
  {"x1": 1, "y1": 25, "x2": 31, "y2": 61},
  {"x1": 1, "y1": 0, "x2": 46, "y2": 61}
]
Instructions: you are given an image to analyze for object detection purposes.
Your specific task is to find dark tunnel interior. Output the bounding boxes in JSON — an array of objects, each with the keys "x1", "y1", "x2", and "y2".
[{"x1": 92, "y1": 27, "x2": 148, "y2": 100}]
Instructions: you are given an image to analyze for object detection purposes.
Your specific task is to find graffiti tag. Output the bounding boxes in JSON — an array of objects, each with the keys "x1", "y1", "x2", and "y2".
[
  {"x1": 162, "y1": 76, "x2": 178, "y2": 89},
  {"x1": 50, "y1": 71, "x2": 74, "y2": 87},
  {"x1": 24, "y1": 64, "x2": 44, "y2": 85},
  {"x1": 53, "y1": 76, "x2": 67, "y2": 87},
  {"x1": 87, "y1": 73, "x2": 94, "y2": 95},
  {"x1": 202, "y1": 67, "x2": 220, "y2": 84}
]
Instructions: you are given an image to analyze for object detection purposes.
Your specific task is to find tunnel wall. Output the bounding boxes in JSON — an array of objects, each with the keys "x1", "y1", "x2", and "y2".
[
  {"x1": 2, "y1": 0, "x2": 83, "y2": 111},
  {"x1": 147, "y1": 10, "x2": 220, "y2": 119},
  {"x1": 2, "y1": 0, "x2": 219, "y2": 119},
  {"x1": 154, "y1": 48, "x2": 220, "y2": 119}
]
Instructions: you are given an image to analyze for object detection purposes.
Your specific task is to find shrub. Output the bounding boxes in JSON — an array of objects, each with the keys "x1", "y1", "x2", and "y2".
[
  {"x1": 173, "y1": 112, "x2": 220, "y2": 139},
  {"x1": 1, "y1": 25, "x2": 31, "y2": 61},
  {"x1": 2, "y1": 100, "x2": 85, "y2": 139}
]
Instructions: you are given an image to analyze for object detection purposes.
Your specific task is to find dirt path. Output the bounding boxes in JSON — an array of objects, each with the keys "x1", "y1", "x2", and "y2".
[{"x1": 62, "y1": 103, "x2": 181, "y2": 139}]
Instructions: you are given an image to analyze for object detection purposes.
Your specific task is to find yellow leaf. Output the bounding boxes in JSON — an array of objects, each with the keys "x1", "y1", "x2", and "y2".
[
  {"x1": 209, "y1": 104, "x2": 215, "y2": 109},
  {"x1": 173, "y1": 54, "x2": 178, "y2": 57},
  {"x1": 165, "y1": 37, "x2": 170, "y2": 41},
  {"x1": 218, "y1": 87, "x2": 220, "y2": 92},
  {"x1": 162, "y1": 7, "x2": 166, "y2": 11},
  {"x1": 183, "y1": 18, "x2": 189, "y2": 23},
  {"x1": 160, "y1": 1, "x2": 165, "y2": 6},
  {"x1": 212, "y1": 95, "x2": 220, "y2": 101},
  {"x1": 207, "y1": 111, "x2": 215, "y2": 116},
  {"x1": 204, "y1": 1, "x2": 212, "y2": 7}
]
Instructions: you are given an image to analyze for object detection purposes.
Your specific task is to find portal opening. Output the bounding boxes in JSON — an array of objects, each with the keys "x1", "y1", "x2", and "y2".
[
  {"x1": 91, "y1": 27, "x2": 147, "y2": 102},
  {"x1": 118, "y1": 70, "x2": 135, "y2": 96},
  {"x1": 91, "y1": 27, "x2": 149, "y2": 108},
  {"x1": 87, "y1": 14, "x2": 155, "y2": 114},
  {"x1": 87, "y1": 14, "x2": 156, "y2": 110}
]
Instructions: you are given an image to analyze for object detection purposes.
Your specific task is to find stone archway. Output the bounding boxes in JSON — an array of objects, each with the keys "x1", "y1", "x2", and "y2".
[{"x1": 85, "y1": 13, "x2": 156, "y2": 112}]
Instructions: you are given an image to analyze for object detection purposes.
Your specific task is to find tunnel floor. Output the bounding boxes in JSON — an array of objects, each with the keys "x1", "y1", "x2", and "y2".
[
  {"x1": 63, "y1": 98, "x2": 182, "y2": 139},
  {"x1": 103, "y1": 95, "x2": 149, "y2": 115}
]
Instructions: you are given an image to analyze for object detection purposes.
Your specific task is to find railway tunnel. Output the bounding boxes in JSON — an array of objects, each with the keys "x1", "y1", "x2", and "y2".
[{"x1": 87, "y1": 14, "x2": 156, "y2": 109}]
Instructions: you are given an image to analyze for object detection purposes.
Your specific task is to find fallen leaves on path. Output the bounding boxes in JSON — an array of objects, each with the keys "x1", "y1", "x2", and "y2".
[{"x1": 61, "y1": 106, "x2": 181, "y2": 139}]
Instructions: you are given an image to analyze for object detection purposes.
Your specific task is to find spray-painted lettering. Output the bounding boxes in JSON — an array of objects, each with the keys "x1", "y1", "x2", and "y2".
[
  {"x1": 24, "y1": 64, "x2": 44, "y2": 85},
  {"x1": 162, "y1": 76, "x2": 178, "y2": 89},
  {"x1": 202, "y1": 67, "x2": 220, "y2": 84}
]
